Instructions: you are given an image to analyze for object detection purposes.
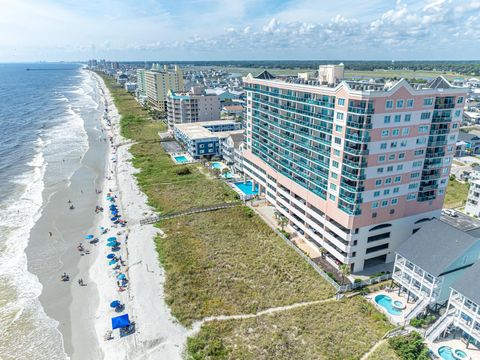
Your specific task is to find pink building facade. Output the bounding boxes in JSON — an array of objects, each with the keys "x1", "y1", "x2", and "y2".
[{"x1": 242, "y1": 71, "x2": 467, "y2": 272}]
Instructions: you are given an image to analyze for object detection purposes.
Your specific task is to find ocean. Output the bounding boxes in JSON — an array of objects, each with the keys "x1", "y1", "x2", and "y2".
[{"x1": 0, "y1": 63, "x2": 104, "y2": 359}]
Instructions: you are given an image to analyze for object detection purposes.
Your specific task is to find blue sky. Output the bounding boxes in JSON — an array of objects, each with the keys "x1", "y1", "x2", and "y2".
[{"x1": 1, "y1": 0, "x2": 479, "y2": 61}]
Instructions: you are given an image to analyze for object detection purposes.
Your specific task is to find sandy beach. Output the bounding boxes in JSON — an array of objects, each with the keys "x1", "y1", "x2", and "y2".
[{"x1": 89, "y1": 72, "x2": 187, "y2": 360}]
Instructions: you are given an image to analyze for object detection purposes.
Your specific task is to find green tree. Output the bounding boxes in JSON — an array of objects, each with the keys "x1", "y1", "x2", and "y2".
[
  {"x1": 388, "y1": 332, "x2": 430, "y2": 360},
  {"x1": 278, "y1": 215, "x2": 288, "y2": 231},
  {"x1": 339, "y1": 264, "x2": 351, "y2": 285}
]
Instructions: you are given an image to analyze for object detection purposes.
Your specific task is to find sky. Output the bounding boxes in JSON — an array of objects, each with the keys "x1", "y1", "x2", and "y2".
[{"x1": 1, "y1": 0, "x2": 479, "y2": 62}]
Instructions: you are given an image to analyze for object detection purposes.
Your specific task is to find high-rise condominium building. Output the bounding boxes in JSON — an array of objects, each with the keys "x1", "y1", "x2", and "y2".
[
  {"x1": 136, "y1": 69, "x2": 147, "y2": 97},
  {"x1": 166, "y1": 86, "x2": 221, "y2": 129},
  {"x1": 144, "y1": 65, "x2": 184, "y2": 111},
  {"x1": 243, "y1": 70, "x2": 467, "y2": 272}
]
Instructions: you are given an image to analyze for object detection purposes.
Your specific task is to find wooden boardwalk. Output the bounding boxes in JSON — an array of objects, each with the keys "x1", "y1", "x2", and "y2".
[{"x1": 140, "y1": 201, "x2": 242, "y2": 225}]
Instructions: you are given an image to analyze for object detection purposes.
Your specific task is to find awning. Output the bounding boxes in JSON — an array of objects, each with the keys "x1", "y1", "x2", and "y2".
[{"x1": 111, "y1": 314, "x2": 130, "y2": 329}]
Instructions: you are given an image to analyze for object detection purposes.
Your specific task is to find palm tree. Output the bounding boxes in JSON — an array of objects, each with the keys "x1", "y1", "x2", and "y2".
[
  {"x1": 319, "y1": 247, "x2": 327, "y2": 259},
  {"x1": 339, "y1": 264, "x2": 351, "y2": 285},
  {"x1": 212, "y1": 168, "x2": 221, "y2": 178},
  {"x1": 278, "y1": 215, "x2": 288, "y2": 232}
]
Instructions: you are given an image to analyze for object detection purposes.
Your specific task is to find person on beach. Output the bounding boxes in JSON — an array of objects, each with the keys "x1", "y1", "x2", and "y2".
[{"x1": 49, "y1": 231, "x2": 52, "y2": 237}]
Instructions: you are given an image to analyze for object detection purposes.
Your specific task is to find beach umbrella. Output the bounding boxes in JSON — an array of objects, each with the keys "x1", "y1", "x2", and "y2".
[
  {"x1": 110, "y1": 300, "x2": 121, "y2": 308},
  {"x1": 109, "y1": 259, "x2": 118, "y2": 265},
  {"x1": 111, "y1": 210, "x2": 118, "y2": 215},
  {"x1": 111, "y1": 217, "x2": 118, "y2": 221},
  {"x1": 117, "y1": 274, "x2": 126, "y2": 280},
  {"x1": 85, "y1": 235, "x2": 94, "y2": 240},
  {"x1": 107, "y1": 242, "x2": 119, "y2": 247},
  {"x1": 111, "y1": 314, "x2": 130, "y2": 330},
  {"x1": 106, "y1": 253, "x2": 115, "y2": 259},
  {"x1": 107, "y1": 237, "x2": 117, "y2": 242}
]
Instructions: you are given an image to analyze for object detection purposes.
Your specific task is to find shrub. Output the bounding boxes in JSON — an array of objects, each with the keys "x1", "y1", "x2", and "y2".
[
  {"x1": 242, "y1": 207, "x2": 255, "y2": 218},
  {"x1": 388, "y1": 332, "x2": 430, "y2": 360},
  {"x1": 354, "y1": 278, "x2": 363, "y2": 284},
  {"x1": 176, "y1": 167, "x2": 191, "y2": 176}
]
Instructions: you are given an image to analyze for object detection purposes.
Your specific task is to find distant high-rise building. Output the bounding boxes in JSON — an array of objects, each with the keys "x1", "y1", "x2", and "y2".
[
  {"x1": 166, "y1": 86, "x2": 221, "y2": 129},
  {"x1": 136, "y1": 69, "x2": 147, "y2": 97},
  {"x1": 144, "y1": 65, "x2": 184, "y2": 111},
  {"x1": 242, "y1": 69, "x2": 467, "y2": 272}
]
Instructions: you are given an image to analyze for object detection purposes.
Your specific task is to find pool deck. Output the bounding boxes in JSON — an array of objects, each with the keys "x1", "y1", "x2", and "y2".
[
  {"x1": 367, "y1": 290, "x2": 416, "y2": 325},
  {"x1": 428, "y1": 338, "x2": 480, "y2": 360},
  {"x1": 171, "y1": 152, "x2": 194, "y2": 164}
]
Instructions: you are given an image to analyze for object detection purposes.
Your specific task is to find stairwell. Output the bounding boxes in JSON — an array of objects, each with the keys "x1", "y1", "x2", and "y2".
[
  {"x1": 404, "y1": 297, "x2": 429, "y2": 321},
  {"x1": 425, "y1": 310, "x2": 455, "y2": 342}
]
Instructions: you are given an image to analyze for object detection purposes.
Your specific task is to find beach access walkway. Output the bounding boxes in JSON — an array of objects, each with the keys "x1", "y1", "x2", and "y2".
[{"x1": 140, "y1": 201, "x2": 242, "y2": 225}]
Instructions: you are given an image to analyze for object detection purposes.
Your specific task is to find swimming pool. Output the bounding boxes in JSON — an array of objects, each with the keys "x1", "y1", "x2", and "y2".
[
  {"x1": 211, "y1": 162, "x2": 222, "y2": 169},
  {"x1": 234, "y1": 181, "x2": 258, "y2": 196},
  {"x1": 438, "y1": 346, "x2": 469, "y2": 360},
  {"x1": 374, "y1": 294, "x2": 403, "y2": 316},
  {"x1": 175, "y1": 155, "x2": 188, "y2": 164},
  {"x1": 222, "y1": 172, "x2": 233, "y2": 179}
]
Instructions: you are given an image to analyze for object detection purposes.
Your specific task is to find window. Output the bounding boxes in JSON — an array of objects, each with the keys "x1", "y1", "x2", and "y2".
[
  {"x1": 392, "y1": 129, "x2": 399, "y2": 136},
  {"x1": 384, "y1": 115, "x2": 391, "y2": 123},
  {"x1": 457, "y1": 96, "x2": 464, "y2": 104},
  {"x1": 378, "y1": 155, "x2": 386, "y2": 162},
  {"x1": 407, "y1": 99, "x2": 414, "y2": 108},
  {"x1": 398, "y1": 152, "x2": 405, "y2": 159},
  {"x1": 404, "y1": 114, "x2": 411, "y2": 122},
  {"x1": 396, "y1": 99, "x2": 404, "y2": 109},
  {"x1": 377, "y1": 167, "x2": 384, "y2": 173},
  {"x1": 380, "y1": 143, "x2": 387, "y2": 149},
  {"x1": 386, "y1": 100, "x2": 393, "y2": 109},
  {"x1": 397, "y1": 164, "x2": 403, "y2": 171},
  {"x1": 391, "y1": 198, "x2": 398, "y2": 205},
  {"x1": 331, "y1": 171, "x2": 338, "y2": 179},
  {"x1": 421, "y1": 112, "x2": 431, "y2": 120},
  {"x1": 414, "y1": 149, "x2": 424, "y2": 156},
  {"x1": 387, "y1": 166, "x2": 393, "y2": 172},
  {"x1": 385, "y1": 178, "x2": 392, "y2": 184},
  {"x1": 333, "y1": 149, "x2": 340, "y2": 156},
  {"x1": 334, "y1": 137, "x2": 342, "y2": 145},
  {"x1": 367, "y1": 232, "x2": 390, "y2": 243},
  {"x1": 400, "y1": 140, "x2": 408, "y2": 147},
  {"x1": 335, "y1": 124, "x2": 343, "y2": 132},
  {"x1": 455, "y1": 109, "x2": 461, "y2": 117},
  {"x1": 453, "y1": 123, "x2": 458, "y2": 129},
  {"x1": 381, "y1": 200, "x2": 389, "y2": 207},
  {"x1": 382, "y1": 130, "x2": 389, "y2": 137},
  {"x1": 394, "y1": 115, "x2": 401, "y2": 123},
  {"x1": 329, "y1": 194, "x2": 336, "y2": 201},
  {"x1": 413, "y1": 161, "x2": 422, "y2": 167},
  {"x1": 374, "y1": 191, "x2": 380, "y2": 197},
  {"x1": 389, "y1": 154, "x2": 395, "y2": 160},
  {"x1": 409, "y1": 183, "x2": 418, "y2": 189},
  {"x1": 330, "y1": 183, "x2": 337, "y2": 190},
  {"x1": 375, "y1": 179, "x2": 382, "y2": 186},
  {"x1": 390, "y1": 142, "x2": 397, "y2": 148},
  {"x1": 394, "y1": 176, "x2": 401, "y2": 183},
  {"x1": 424, "y1": 98, "x2": 434, "y2": 106},
  {"x1": 410, "y1": 172, "x2": 420, "y2": 179},
  {"x1": 332, "y1": 160, "x2": 339, "y2": 168},
  {"x1": 372, "y1": 202, "x2": 379, "y2": 209},
  {"x1": 393, "y1": 187, "x2": 399, "y2": 193},
  {"x1": 336, "y1": 112, "x2": 344, "y2": 120},
  {"x1": 338, "y1": 98, "x2": 345, "y2": 106},
  {"x1": 419, "y1": 125, "x2": 429, "y2": 133},
  {"x1": 402, "y1": 128, "x2": 410, "y2": 136},
  {"x1": 407, "y1": 193, "x2": 416, "y2": 201},
  {"x1": 417, "y1": 137, "x2": 427, "y2": 145},
  {"x1": 384, "y1": 189, "x2": 390, "y2": 195}
]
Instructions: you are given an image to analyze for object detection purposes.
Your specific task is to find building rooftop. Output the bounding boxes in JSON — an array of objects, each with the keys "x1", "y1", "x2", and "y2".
[
  {"x1": 451, "y1": 261, "x2": 480, "y2": 305},
  {"x1": 174, "y1": 120, "x2": 240, "y2": 140},
  {"x1": 396, "y1": 218, "x2": 479, "y2": 277},
  {"x1": 223, "y1": 105, "x2": 244, "y2": 111}
]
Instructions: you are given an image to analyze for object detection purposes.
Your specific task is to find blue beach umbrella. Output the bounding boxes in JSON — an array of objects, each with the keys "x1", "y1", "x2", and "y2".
[
  {"x1": 111, "y1": 217, "x2": 118, "y2": 221},
  {"x1": 109, "y1": 259, "x2": 117, "y2": 265},
  {"x1": 107, "y1": 237, "x2": 117, "y2": 242},
  {"x1": 85, "y1": 235, "x2": 94, "y2": 240},
  {"x1": 111, "y1": 314, "x2": 130, "y2": 330},
  {"x1": 106, "y1": 253, "x2": 115, "y2": 259},
  {"x1": 117, "y1": 274, "x2": 126, "y2": 280},
  {"x1": 107, "y1": 242, "x2": 119, "y2": 247},
  {"x1": 110, "y1": 300, "x2": 121, "y2": 308}
]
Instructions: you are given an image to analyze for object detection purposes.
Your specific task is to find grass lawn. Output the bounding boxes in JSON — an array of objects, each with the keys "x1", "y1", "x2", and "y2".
[
  {"x1": 367, "y1": 341, "x2": 400, "y2": 360},
  {"x1": 157, "y1": 206, "x2": 335, "y2": 326},
  {"x1": 187, "y1": 296, "x2": 392, "y2": 360},
  {"x1": 444, "y1": 179, "x2": 470, "y2": 209}
]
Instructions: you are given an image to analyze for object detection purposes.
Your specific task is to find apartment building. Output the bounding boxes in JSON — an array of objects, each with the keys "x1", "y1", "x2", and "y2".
[
  {"x1": 136, "y1": 69, "x2": 147, "y2": 97},
  {"x1": 145, "y1": 65, "x2": 184, "y2": 111},
  {"x1": 242, "y1": 69, "x2": 467, "y2": 272},
  {"x1": 166, "y1": 86, "x2": 221, "y2": 129}
]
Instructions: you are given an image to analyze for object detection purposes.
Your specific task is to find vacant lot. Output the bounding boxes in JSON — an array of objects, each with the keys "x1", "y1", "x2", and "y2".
[
  {"x1": 187, "y1": 296, "x2": 392, "y2": 360},
  {"x1": 158, "y1": 207, "x2": 335, "y2": 325},
  {"x1": 444, "y1": 179, "x2": 469, "y2": 209}
]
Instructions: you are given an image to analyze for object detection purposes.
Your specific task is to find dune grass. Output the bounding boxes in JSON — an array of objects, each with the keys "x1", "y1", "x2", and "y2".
[
  {"x1": 444, "y1": 179, "x2": 469, "y2": 209},
  {"x1": 187, "y1": 296, "x2": 392, "y2": 360},
  {"x1": 157, "y1": 206, "x2": 335, "y2": 326},
  {"x1": 367, "y1": 341, "x2": 400, "y2": 360}
]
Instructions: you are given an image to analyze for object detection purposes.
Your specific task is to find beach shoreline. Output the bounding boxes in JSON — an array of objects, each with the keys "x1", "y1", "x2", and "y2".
[{"x1": 89, "y1": 71, "x2": 187, "y2": 360}]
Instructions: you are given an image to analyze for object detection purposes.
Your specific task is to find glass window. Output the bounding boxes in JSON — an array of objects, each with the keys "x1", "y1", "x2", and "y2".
[
  {"x1": 374, "y1": 191, "x2": 380, "y2": 197},
  {"x1": 380, "y1": 143, "x2": 387, "y2": 149},
  {"x1": 338, "y1": 98, "x2": 345, "y2": 106},
  {"x1": 375, "y1": 179, "x2": 382, "y2": 186},
  {"x1": 333, "y1": 149, "x2": 341, "y2": 156},
  {"x1": 423, "y1": 98, "x2": 434, "y2": 106},
  {"x1": 372, "y1": 202, "x2": 379, "y2": 209},
  {"x1": 384, "y1": 189, "x2": 390, "y2": 195},
  {"x1": 390, "y1": 142, "x2": 397, "y2": 148},
  {"x1": 407, "y1": 99, "x2": 414, "y2": 108},
  {"x1": 457, "y1": 96, "x2": 464, "y2": 104},
  {"x1": 377, "y1": 168, "x2": 384, "y2": 173},
  {"x1": 385, "y1": 178, "x2": 392, "y2": 184},
  {"x1": 332, "y1": 160, "x2": 339, "y2": 168},
  {"x1": 421, "y1": 112, "x2": 431, "y2": 120},
  {"x1": 389, "y1": 154, "x2": 395, "y2": 160},
  {"x1": 335, "y1": 137, "x2": 342, "y2": 145},
  {"x1": 394, "y1": 115, "x2": 401, "y2": 123},
  {"x1": 387, "y1": 166, "x2": 393, "y2": 172},
  {"x1": 414, "y1": 149, "x2": 424, "y2": 156},
  {"x1": 378, "y1": 155, "x2": 386, "y2": 162},
  {"x1": 386, "y1": 100, "x2": 393, "y2": 109},
  {"x1": 396, "y1": 100, "x2": 404, "y2": 109},
  {"x1": 336, "y1": 112, "x2": 344, "y2": 120},
  {"x1": 381, "y1": 200, "x2": 388, "y2": 207},
  {"x1": 384, "y1": 115, "x2": 391, "y2": 123},
  {"x1": 409, "y1": 183, "x2": 418, "y2": 189},
  {"x1": 394, "y1": 176, "x2": 401, "y2": 183},
  {"x1": 402, "y1": 128, "x2": 410, "y2": 135},
  {"x1": 398, "y1": 153, "x2": 405, "y2": 159},
  {"x1": 335, "y1": 124, "x2": 343, "y2": 132},
  {"x1": 417, "y1": 137, "x2": 427, "y2": 145},
  {"x1": 391, "y1": 198, "x2": 398, "y2": 205},
  {"x1": 331, "y1": 171, "x2": 338, "y2": 179},
  {"x1": 397, "y1": 164, "x2": 403, "y2": 171},
  {"x1": 455, "y1": 109, "x2": 461, "y2": 117},
  {"x1": 407, "y1": 194, "x2": 416, "y2": 201},
  {"x1": 410, "y1": 172, "x2": 420, "y2": 179},
  {"x1": 419, "y1": 125, "x2": 429, "y2": 133},
  {"x1": 330, "y1": 183, "x2": 337, "y2": 190},
  {"x1": 329, "y1": 194, "x2": 335, "y2": 201},
  {"x1": 392, "y1": 129, "x2": 400, "y2": 136},
  {"x1": 382, "y1": 130, "x2": 389, "y2": 137},
  {"x1": 393, "y1": 187, "x2": 400, "y2": 193}
]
